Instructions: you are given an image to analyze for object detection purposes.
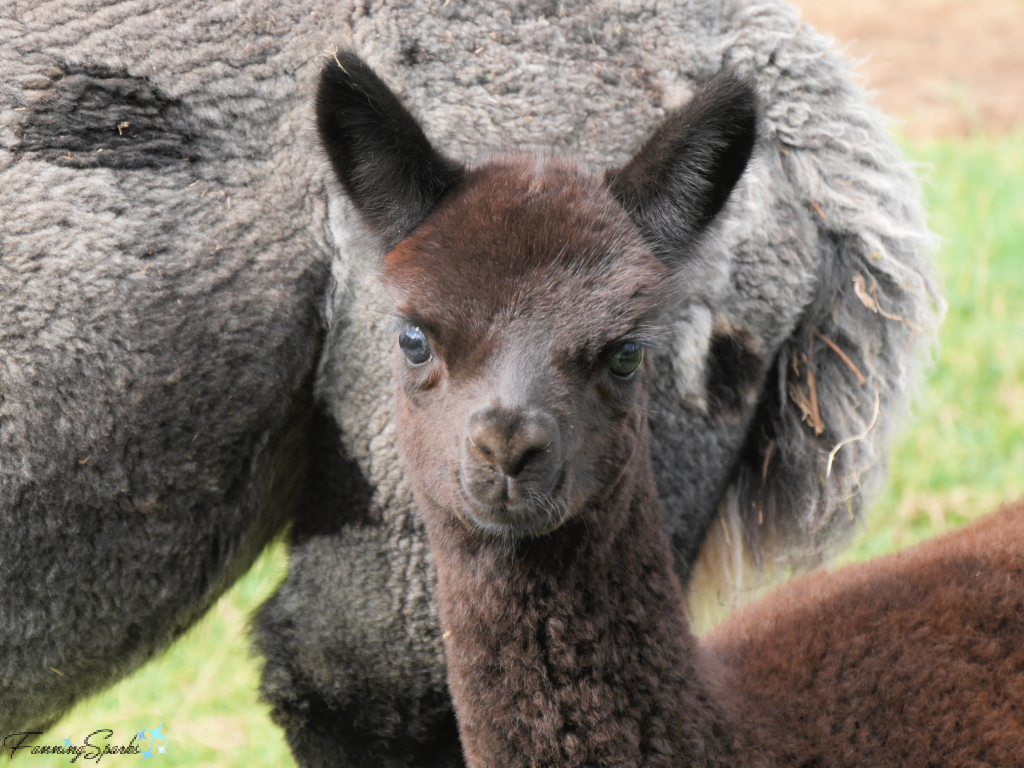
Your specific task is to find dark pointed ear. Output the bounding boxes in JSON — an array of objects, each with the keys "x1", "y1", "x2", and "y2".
[
  {"x1": 316, "y1": 51, "x2": 465, "y2": 248},
  {"x1": 605, "y1": 73, "x2": 759, "y2": 266}
]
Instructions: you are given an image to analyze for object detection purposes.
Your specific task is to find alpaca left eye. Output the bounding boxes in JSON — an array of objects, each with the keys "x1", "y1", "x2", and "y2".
[
  {"x1": 609, "y1": 342, "x2": 644, "y2": 379},
  {"x1": 399, "y1": 327, "x2": 432, "y2": 366}
]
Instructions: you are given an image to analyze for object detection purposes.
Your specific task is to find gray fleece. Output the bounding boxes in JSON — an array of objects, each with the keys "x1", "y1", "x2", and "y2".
[{"x1": 1, "y1": 0, "x2": 939, "y2": 765}]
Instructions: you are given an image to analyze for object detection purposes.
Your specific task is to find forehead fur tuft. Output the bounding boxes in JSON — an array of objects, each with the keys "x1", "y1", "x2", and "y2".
[{"x1": 382, "y1": 155, "x2": 668, "y2": 335}]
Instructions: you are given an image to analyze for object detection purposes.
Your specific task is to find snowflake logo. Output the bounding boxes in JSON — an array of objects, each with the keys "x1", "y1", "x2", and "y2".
[{"x1": 137, "y1": 722, "x2": 168, "y2": 760}]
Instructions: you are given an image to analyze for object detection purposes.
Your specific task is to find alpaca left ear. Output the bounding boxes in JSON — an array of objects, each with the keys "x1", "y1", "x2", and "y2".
[
  {"x1": 316, "y1": 51, "x2": 465, "y2": 249},
  {"x1": 605, "y1": 73, "x2": 759, "y2": 267}
]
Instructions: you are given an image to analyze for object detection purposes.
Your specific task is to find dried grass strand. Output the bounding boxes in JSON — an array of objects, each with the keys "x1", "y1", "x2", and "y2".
[
  {"x1": 814, "y1": 331, "x2": 866, "y2": 386},
  {"x1": 806, "y1": 335, "x2": 825, "y2": 436},
  {"x1": 825, "y1": 386, "x2": 881, "y2": 478}
]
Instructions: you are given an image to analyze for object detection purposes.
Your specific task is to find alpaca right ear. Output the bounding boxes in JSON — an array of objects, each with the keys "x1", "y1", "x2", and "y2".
[
  {"x1": 605, "y1": 73, "x2": 759, "y2": 268},
  {"x1": 316, "y1": 52, "x2": 465, "y2": 248}
]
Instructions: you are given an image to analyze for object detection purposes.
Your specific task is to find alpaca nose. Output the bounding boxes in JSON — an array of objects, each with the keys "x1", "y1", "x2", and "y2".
[{"x1": 465, "y1": 407, "x2": 559, "y2": 479}]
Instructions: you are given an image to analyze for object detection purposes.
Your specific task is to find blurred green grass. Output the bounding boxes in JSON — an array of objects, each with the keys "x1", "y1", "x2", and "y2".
[
  {"x1": 37, "y1": 133, "x2": 1024, "y2": 766},
  {"x1": 38, "y1": 543, "x2": 295, "y2": 767}
]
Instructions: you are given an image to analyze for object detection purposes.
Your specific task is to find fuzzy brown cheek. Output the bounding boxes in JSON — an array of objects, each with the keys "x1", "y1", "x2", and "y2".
[
  {"x1": 395, "y1": 393, "x2": 464, "y2": 496},
  {"x1": 570, "y1": 407, "x2": 642, "y2": 503},
  {"x1": 397, "y1": 362, "x2": 444, "y2": 401},
  {"x1": 593, "y1": 363, "x2": 649, "y2": 417},
  {"x1": 396, "y1": 420, "x2": 454, "y2": 507}
]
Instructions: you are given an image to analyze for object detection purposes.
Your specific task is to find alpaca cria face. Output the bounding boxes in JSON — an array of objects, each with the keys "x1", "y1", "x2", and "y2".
[
  {"x1": 317, "y1": 52, "x2": 757, "y2": 539},
  {"x1": 384, "y1": 161, "x2": 667, "y2": 537}
]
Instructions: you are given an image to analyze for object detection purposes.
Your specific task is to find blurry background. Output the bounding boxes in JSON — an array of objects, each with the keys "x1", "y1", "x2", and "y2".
[
  {"x1": 798, "y1": 0, "x2": 1024, "y2": 559},
  {"x1": 43, "y1": 1, "x2": 1024, "y2": 765}
]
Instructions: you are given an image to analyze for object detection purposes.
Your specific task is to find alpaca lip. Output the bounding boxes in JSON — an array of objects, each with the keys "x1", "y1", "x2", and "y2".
[{"x1": 458, "y1": 464, "x2": 570, "y2": 538}]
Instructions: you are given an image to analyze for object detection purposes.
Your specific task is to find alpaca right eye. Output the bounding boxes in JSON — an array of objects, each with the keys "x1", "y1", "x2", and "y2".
[
  {"x1": 399, "y1": 327, "x2": 432, "y2": 366},
  {"x1": 609, "y1": 341, "x2": 644, "y2": 379}
]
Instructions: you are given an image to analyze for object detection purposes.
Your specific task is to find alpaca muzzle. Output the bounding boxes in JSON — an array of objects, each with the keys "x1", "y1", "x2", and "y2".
[{"x1": 459, "y1": 405, "x2": 565, "y2": 534}]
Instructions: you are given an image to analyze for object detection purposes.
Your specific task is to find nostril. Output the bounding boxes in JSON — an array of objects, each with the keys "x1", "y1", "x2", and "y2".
[{"x1": 507, "y1": 442, "x2": 552, "y2": 478}]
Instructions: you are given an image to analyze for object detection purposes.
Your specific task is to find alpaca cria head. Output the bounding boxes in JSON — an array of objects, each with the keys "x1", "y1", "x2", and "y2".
[
  {"x1": 317, "y1": 51, "x2": 757, "y2": 538},
  {"x1": 383, "y1": 160, "x2": 668, "y2": 538}
]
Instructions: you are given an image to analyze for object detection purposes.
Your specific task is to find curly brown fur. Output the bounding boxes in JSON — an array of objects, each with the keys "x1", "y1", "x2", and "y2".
[
  {"x1": 434, "y1": 486, "x2": 1024, "y2": 767},
  {"x1": 708, "y1": 498, "x2": 1024, "y2": 767},
  {"x1": 427, "y1": 439, "x2": 756, "y2": 767}
]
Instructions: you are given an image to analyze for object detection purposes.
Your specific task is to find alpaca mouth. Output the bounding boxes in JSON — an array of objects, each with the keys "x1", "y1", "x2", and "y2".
[{"x1": 457, "y1": 464, "x2": 570, "y2": 538}]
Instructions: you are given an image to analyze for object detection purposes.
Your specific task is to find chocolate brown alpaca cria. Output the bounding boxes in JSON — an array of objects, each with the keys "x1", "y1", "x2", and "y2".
[{"x1": 317, "y1": 54, "x2": 1024, "y2": 767}]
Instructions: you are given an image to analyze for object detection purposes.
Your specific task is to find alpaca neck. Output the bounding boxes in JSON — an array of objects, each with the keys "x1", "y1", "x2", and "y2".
[{"x1": 424, "y1": 448, "x2": 755, "y2": 768}]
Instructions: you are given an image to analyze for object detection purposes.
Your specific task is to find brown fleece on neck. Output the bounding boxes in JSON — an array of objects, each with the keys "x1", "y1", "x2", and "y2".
[{"x1": 424, "y1": 420, "x2": 759, "y2": 768}]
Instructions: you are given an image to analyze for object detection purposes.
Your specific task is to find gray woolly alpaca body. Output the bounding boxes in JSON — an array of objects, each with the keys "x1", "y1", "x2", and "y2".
[{"x1": 1, "y1": 1, "x2": 937, "y2": 765}]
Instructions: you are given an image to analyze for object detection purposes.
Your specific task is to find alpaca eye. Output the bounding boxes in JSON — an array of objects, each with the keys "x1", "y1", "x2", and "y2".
[
  {"x1": 399, "y1": 327, "x2": 432, "y2": 366},
  {"x1": 609, "y1": 341, "x2": 644, "y2": 379}
]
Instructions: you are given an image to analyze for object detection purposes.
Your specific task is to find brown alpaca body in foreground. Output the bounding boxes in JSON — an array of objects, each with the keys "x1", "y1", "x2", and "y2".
[
  {"x1": 315, "y1": 53, "x2": 1024, "y2": 767},
  {"x1": 711, "y1": 500, "x2": 1024, "y2": 766}
]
